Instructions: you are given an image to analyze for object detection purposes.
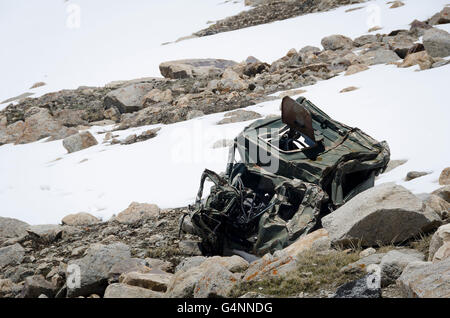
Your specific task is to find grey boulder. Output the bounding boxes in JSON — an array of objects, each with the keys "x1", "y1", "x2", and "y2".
[{"x1": 322, "y1": 183, "x2": 441, "y2": 246}]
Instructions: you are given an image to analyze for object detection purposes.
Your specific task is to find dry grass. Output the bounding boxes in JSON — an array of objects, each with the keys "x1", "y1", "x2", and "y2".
[
  {"x1": 409, "y1": 233, "x2": 432, "y2": 259},
  {"x1": 230, "y1": 249, "x2": 363, "y2": 297}
]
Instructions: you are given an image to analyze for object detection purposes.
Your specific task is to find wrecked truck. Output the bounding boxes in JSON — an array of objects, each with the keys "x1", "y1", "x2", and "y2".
[{"x1": 182, "y1": 96, "x2": 390, "y2": 256}]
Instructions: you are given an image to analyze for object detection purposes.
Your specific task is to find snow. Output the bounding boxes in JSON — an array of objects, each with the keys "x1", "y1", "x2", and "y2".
[
  {"x1": 0, "y1": 0, "x2": 449, "y2": 224},
  {"x1": 1, "y1": 0, "x2": 447, "y2": 106}
]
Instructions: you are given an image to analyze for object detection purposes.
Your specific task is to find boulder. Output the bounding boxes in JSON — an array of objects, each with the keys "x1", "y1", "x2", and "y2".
[
  {"x1": 353, "y1": 34, "x2": 378, "y2": 47},
  {"x1": 360, "y1": 49, "x2": 401, "y2": 65},
  {"x1": 379, "y1": 249, "x2": 425, "y2": 287},
  {"x1": 424, "y1": 194, "x2": 450, "y2": 220},
  {"x1": 387, "y1": 34, "x2": 417, "y2": 58},
  {"x1": 439, "y1": 167, "x2": 450, "y2": 185},
  {"x1": 359, "y1": 247, "x2": 376, "y2": 258},
  {"x1": 423, "y1": 28, "x2": 450, "y2": 58},
  {"x1": 321, "y1": 34, "x2": 354, "y2": 50},
  {"x1": 175, "y1": 256, "x2": 207, "y2": 273},
  {"x1": 217, "y1": 109, "x2": 262, "y2": 125},
  {"x1": 428, "y1": 7, "x2": 450, "y2": 25},
  {"x1": 114, "y1": 202, "x2": 160, "y2": 224},
  {"x1": 119, "y1": 271, "x2": 173, "y2": 292},
  {"x1": 61, "y1": 212, "x2": 100, "y2": 226},
  {"x1": 340, "y1": 253, "x2": 386, "y2": 274},
  {"x1": 107, "y1": 258, "x2": 149, "y2": 283},
  {"x1": 20, "y1": 275, "x2": 58, "y2": 298},
  {"x1": 63, "y1": 131, "x2": 98, "y2": 153},
  {"x1": 104, "y1": 83, "x2": 155, "y2": 113},
  {"x1": 281, "y1": 229, "x2": 330, "y2": 258},
  {"x1": 143, "y1": 88, "x2": 173, "y2": 105},
  {"x1": 399, "y1": 51, "x2": 435, "y2": 70},
  {"x1": 159, "y1": 59, "x2": 237, "y2": 79},
  {"x1": 397, "y1": 259, "x2": 450, "y2": 298},
  {"x1": 66, "y1": 242, "x2": 132, "y2": 297},
  {"x1": 432, "y1": 185, "x2": 450, "y2": 203},
  {"x1": 194, "y1": 263, "x2": 241, "y2": 298},
  {"x1": 405, "y1": 170, "x2": 431, "y2": 181},
  {"x1": 321, "y1": 183, "x2": 441, "y2": 246},
  {"x1": 433, "y1": 242, "x2": 450, "y2": 263},
  {"x1": 15, "y1": 108, "x2": 64, "y2": 144},
  {"x1": 0, "y1": 243, "x2": 25, "y2": 268},
  {"x1": 0, "y1": 279, "x2": 16, "y2": 297},
  {"x1": 0, "y1": 217, "x2": 29, "y2": 238},
  {"x1": 334, "y1": 275, "x2": 381, "y2": 298},
  {"x1": 104, "y1": 283, "x2": 163, "y2": 298},
  {"x1": 345, "y1": 64, "x2": 369, "y2": 76},
  {"x1": 145, "y1": 258, "x2": 173, "y2": 272},
  {"x1": 26, "y1": 224, "x2": 65, "y2": 244},
  {"x1": 428, "y1": 224, "x2": 450, "y2": 261}
]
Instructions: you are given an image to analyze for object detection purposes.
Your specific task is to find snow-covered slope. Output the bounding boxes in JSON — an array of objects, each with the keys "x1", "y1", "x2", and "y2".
[
  {"x1": 1, "y1": 0, "x2": 448, "y2": 106},
  {"x1": 0, "y1": 0, "x2": 449, "y2": 224}
]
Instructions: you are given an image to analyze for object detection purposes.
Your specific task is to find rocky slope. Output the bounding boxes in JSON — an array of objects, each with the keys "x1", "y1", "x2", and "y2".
[{"x1": 0, "y1": 6, "x2": 449, "y2": 298}]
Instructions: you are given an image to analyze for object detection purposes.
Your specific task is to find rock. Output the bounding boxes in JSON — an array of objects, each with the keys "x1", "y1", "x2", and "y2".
[
  {"x1": 399, "y1": 51, "x2": 435, "y2": 70},
  {"x1": 423, "y1": 28, "x2": 450, "y2": 58},
  {"x1": 428, "y1": 224, "x2": 450, "y2": 261},
  {"x1": 0, "y1": 279, "x2": 15, "y2": 297},
  {"x1": 114, "y1": 202, "x2": 160, "y2": 224},
  {"x1": 119, "y1": 271, "x2": 172, "y2": 292},
  {"x1": 428, "y1": 7, "x2": 450, "y2": 25},
  {"x1": 433, "y1": 242, "x2": 450, "y2": 262},
  {"x1": 104, "y1": 83, "x2": 155, "y2": 113},
  {"x1": 15, "y1": 108, "x2": 65, "y2": 144},
  {"x1": 194, "y1": 263, "x2": 240, "y2": 298},
  {"x1": 21, "y1": 275, "x2": 58, "y2": 298},
  {"x1": 383, "y1": 159, "x2": 407, "y2": 174},
  {"x1": 282, "y1": 229, "x2": 330, "y2": 258},
  {"x1": 202, "y1": 255, "x2": 249, "y2": 273},
  {"x1": 334, "y1": 275, "x2": 381, "y2": 298},
  {"x1": 345, "y1": 64, "x2": 369, "y2": 76},
  {"x1": 61, "y1": 212, "x2": 100, "y2": 226},
  {"x1": 321, "y1": 183, "x2": 441, "y2": 246},
  {"x1": 379, "y1": 249, "x2": 424, "y2": 287},
  {"x1": 0, "y1": 217, "x2": 29, "y2": 238},
  {"x1": 432, "y1": 185, "x2": 450, "y2": 203},
  {"x1": 424, "y1": 194, "x2": 450, "y2": 220},
  {"x1": 145, "y1": 258, "x2": 173, "y2": 272},
  {"x1": 104, "y1": 283, "x2": 163, "y2": 298},
  {"x1": 217, "y1": 109, "x2": 262, "y2": 125},
  {"x1": 439, "y1": 167, "x2": 450, "y2": 185},
  {"x1": 175, "y1": 256, "x2": 207, "y2": 273},
  {"x1": 103, "y1": 107, "x2": 121, "y2": 122},
  {"x1": 389, "y1": 1, "x2": 404, "y2": 9},
  {"x1": 387, "y1": 34, "x2": 418, "y2": 58},
  {"x1": 26, "y1": 224, "x2": 65, "y2": 244},
  {"x1": 66, "y1": 242, "x2": 132, "y2": 297},
  {"x1": 107, "y1": 258, "x2": 149, "y2": 283},
  {"x1": 353, "y1": 34, "x2": 378, "y2": 47},
  {"x1": 368, "y1": 26, "x2": 382, "y2": 33},
  {"x1": 63, "y1": 131, "x2": 98, "y2": 153},
  {"x1": 397, "y1": 259, "x2": 450, "y2": 298},
  {"x1": 340, "y1": 86, "x2": 358, "y2": 93},
  {"x1": 178, "y1": 240, "x2": 202, "y2": 256},
  {"x1": 0, "y1": 243, "x2": 25, "y2": 269},
  {"x1": 159, "y1": 59, "x2": 237, "y2": 79},
  {"x1": 243, "y1": 253, "x2": 297, "y2": 282},
  {"x1": 360, "y1": 49, "x2": 401, "y2": 65},
  {"x1": 186, "y1": 110, "x2": 205, "y2": 120},
  {"x1": 359, "y1": 248, "x2": 376, "y2": 259},
  {"x1": 405, "y1": 170, "x2": 431, "y2": 181},
  {"x1": 321, "y1": 34, "x2": 354, "y2": 50},
  {"x1": 143, "y1": 88, "x2": 173, "y2": 105},
  {"x1": 410, "y1": 19, "x2": 432, "y2": 35},
  {"x1": 30, "y1": 82, "x2": 46, "y2": 89},
  {"x1": 340, "y1": 253, "x2": 386, "y2": 274}
]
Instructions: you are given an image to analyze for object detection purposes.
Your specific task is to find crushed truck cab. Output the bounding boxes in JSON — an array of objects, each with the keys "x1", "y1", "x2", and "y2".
[{"x1": 185, "y1": 96, "x2": 390, "y2": 256}]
